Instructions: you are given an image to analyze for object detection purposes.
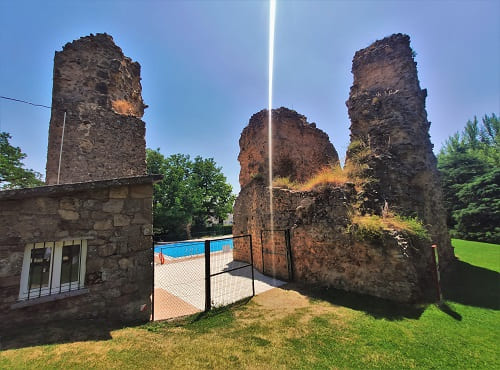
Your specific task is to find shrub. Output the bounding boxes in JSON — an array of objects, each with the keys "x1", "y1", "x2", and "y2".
[
  {"x1": 350, "y1": 213, "x2": 429, "y2": 242},
  {"x1": 344, "y1": 139, "x2": 376, "y2": 191}
]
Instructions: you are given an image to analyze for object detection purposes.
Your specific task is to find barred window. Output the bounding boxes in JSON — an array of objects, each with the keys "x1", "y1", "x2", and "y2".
[{"x1": 18, "y1": 240, "x2": 87, "y2": 301}]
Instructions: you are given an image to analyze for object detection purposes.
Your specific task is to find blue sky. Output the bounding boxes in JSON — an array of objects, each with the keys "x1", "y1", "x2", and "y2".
[{"x1": 1, "y1": 0, "x2": 498, "y2": 192}]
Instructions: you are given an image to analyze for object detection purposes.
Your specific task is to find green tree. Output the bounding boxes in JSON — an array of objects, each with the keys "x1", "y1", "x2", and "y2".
[
  {"x1": 146, "y1": 148, "x2": 235, "y2": 240},
  {"x1": 437, "y1": 114, "x2": 500, "y2": 243},
  {"x1": 191, "y1": 156, "x2": 235, "y2": 227},
  {"x1": 453, "y1": 168, "x2": 500, "y2": 243},
  {"x1": 0, "y1": 132, "x2": 43, "y2": 189}
]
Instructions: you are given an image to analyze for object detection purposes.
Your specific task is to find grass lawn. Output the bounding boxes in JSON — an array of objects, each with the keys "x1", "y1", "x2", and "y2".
[{"x1": 1, "y1": 239, "x2": 499, "y2": 369}]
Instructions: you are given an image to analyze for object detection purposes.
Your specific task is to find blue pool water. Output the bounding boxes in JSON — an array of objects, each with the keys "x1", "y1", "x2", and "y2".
[{"x1": 154, "y1": 238, "x2": 234, "y2": 258}]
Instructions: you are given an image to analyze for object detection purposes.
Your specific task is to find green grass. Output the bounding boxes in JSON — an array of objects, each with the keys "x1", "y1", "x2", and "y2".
[
  {"x1": 452, "y1": 238, "x2": 500, "y2": 272},
  {"x1": 1, "y1": 239, "x2": 499, "y2": 369}
]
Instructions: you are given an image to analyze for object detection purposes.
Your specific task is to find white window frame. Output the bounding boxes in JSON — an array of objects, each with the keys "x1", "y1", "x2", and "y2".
[{"x1": 18, "y1": 239, "x2": 87, "y2": 301}]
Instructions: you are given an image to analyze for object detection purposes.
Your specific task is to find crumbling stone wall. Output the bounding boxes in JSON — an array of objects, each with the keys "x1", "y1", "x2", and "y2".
[
  {"x1": 234, "y1": 181, "x2": 427, "y2": 301},
  {"x1": 0, "y1": 176, "x2": 157, "y2": 330},
  {"x1": 346, "y1": 33, "x2": 454, "y2": 266},
  {"x1": 234, "y1": 34, "x2": 455, "y2": 302},
  {"x1": 238, "y1": 107, "x2": 339, "y2": 187},
  {"x1": 45, "y1": 33, "x2": 147, "y2": 185}
]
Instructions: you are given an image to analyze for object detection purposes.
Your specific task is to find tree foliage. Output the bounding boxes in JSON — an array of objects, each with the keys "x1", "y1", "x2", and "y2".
[
  {"x1": 0, "y1": 132, "x2": 43, "y2": 189},
  {"x1": 146, "y1": 148, "x2": 235, "y2": 240},
  {"x1": 437, "y1": 114, "x2": 499, "y2": 243}
]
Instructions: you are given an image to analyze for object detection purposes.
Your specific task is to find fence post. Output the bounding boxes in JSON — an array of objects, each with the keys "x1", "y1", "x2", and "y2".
[
  {"x1": 260, "y1": 230, "x2": 265, "y2": 274},
  {"x1": 285, "y1": 229, "x2": 293, "y2": 281},
  {"x1": 249, "y1": 234, "x2": 255, "y2": 297},
  {"x1": 204, "y1": 239, "x2": 211, "y2": 311},
  {"x1": 151, "y1": 240, "x2": 155, "y2": 321},
  {"x1": 430, "y1": 244, "x2": 443, "y2": 303}
]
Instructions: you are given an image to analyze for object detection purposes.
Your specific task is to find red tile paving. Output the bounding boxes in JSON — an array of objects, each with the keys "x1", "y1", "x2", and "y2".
[{"x1": 152, "y1": 288, "x2": 201, "y2": 321}]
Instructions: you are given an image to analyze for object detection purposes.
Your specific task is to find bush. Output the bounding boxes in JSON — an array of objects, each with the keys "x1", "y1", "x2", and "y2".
[{"x1": 350, "y1": 213, "x2": 429, "y2": 242}]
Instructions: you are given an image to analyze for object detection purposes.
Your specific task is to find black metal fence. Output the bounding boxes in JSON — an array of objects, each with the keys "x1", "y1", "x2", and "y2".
[
  {"x1": 260, "y1": 229, "x2": 293, "y2": 281},
  {"x1": 152, "y1": 235, "x2": 254, "y2": 321}
]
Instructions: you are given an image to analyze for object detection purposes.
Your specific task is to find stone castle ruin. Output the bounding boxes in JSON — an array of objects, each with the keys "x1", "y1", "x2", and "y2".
[
  {"x1": 234, "y1": 34, "x2": 455, "y2": 302},
  {"x1": 45, "y1": 33, "x2": 147, "y2": 185},
  {"x1": 238, "y1": 108, "x2": 339, "y2": 187},
  {"x1": 0, "y1": 34, "x2": 156, "y2": 329}
]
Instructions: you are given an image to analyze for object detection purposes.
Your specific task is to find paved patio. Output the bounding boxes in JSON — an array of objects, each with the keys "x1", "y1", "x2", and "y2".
[{"x1": 154, "y1": 250, "x2": 285, "y2": 320}]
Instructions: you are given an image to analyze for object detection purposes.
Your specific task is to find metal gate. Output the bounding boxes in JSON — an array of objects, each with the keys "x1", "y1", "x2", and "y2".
[
  {"x1": 152, "y1": 235, "x2": 255, "y2": 321},
  {"x1": 260, "y1": 229, "x2": 293, "y2": 281}
]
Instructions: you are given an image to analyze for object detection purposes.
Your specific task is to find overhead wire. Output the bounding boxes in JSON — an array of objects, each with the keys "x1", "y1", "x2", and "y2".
[{"x1": 0, "y1": 95, "x2": 51, "y2": 109}]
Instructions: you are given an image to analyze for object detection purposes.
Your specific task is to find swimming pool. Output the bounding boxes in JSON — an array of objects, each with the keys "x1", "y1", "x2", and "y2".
[{"x1": 154, "y1": 238, "x2": 234, "y2": 258}]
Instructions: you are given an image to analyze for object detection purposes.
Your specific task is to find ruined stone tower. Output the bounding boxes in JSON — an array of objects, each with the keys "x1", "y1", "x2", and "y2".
[
  {"x1": 45, "y1": 33, "x2": 147, "y2": 184},
  {"x1": 233, "y1": 34, "x2": 455, "y2": 302},
  {"x1": 238, "y1": 107, "x2": 339, "y2": 188},
  {"x1": 346, "y1": 33, "x2": 454, "y2": 265}
]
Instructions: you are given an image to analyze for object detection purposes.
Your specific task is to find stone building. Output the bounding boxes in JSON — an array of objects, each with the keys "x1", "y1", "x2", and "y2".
[
  {"x1": 233, "y1": 34, "x2": 455, "y2": 302},
  {"x1": 0, "y1": 177, "x2": 158, "y2": 329},
  {"x1": 0, "y1": 34, "x2": 157, "y2": 330}
]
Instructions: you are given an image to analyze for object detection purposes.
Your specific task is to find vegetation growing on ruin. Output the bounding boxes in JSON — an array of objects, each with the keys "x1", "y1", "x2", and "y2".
[
  {"x1": 349, "y1": 213, "x2": 430, "y2": 242},
  {"x1": 111, "y1": 99, "x2": 136, "y2": 116},
  {"x1": 344, "y1": 138, "x2": 377, "y2": 192},
  {"x1": 271, "y1": 138, "x2": 376, "y2": 196},
  {"x1": 300, "y1": 165, "x2": 348, "y2": 190},
  {"x1": 272, "y1": 164, "x2": 348, "y2": 191},
  {"x1": 272, "y1": 176, "x2": 297, "y2": 189}
]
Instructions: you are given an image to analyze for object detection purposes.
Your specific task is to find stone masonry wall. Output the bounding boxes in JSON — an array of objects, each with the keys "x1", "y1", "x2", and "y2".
[
  {"x1": 0, "y1": 177, "x2": 156, "y2": 330},
  {"x1": 45, "y1": 33, "x2": 147, "y2": 185},
  {"x1": 345, "y1": 33, "x2": 454, "y2": 266},
  {"x1": 238, "y1": 107, "x2": 339, "y2": 188},
  {"x1": 234, "y1": 181, "x2": 426, "y2": 302}
]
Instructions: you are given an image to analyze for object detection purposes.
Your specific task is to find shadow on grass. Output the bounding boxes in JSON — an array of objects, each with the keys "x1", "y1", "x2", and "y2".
[
  {"x1": 0, "y1": 319, "x2": 140, "y2": 351},
  {"x1": 282, "y1": 283, "x2": 426, "y2": 321},
  {"x1": 437, "y1": 302, "x2": 462, "y2": 321},
  {"x1": 144, "y1": 296, "x2": 252, "y2": 334},
  {"x1": 441, "y1": 260, "x2": 500, "y2": 310}
]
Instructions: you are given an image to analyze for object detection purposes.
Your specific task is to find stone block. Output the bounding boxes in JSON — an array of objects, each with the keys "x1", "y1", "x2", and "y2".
[
  {"x1": 83, "y1": 199, "x2": 101, "y2": 211},
  {"x1": 94, "y1": 219, "x2": 113, "y2": 230},
  {"x1": 97, "y1": 243, "x2": 117, "y2": 257},
  {"x1": 118, "y1": 258, "x2": 133, "y2": 270},
  {"x1": 58, "y1": 209, "x2": 80, "y2": 220},
  {"x1": 114, "y1": 214, "x2": 131, "y2": 227},
  {"x1": 142, "y1": 225, "x2": 153, "y2": 236},
  {"x1": 131, "y1": 213, "x2": 150, "y2": 225},
  {"x1": 124, "y1": 199, "x2": 143, "y2": 213},
  {"x1": 33, "y1": 197, "x2": 59, "y2": 214},
  {"x1": 130, "y1": 184, "x2": 153, "y2": 198},
  {"x1": 102, "y1": 199, "x2": 124, "y2": 213},
  {"x1": 90, "y1": 189, "x2": 109, "y2": 200},
  {"x1": 86, "y1": 256, "x2": 105, "y2": 272},
  {"x1": 109, "y1": 186, "x2": 128, "y2": 199},
  {"x1": 59, "y1": 197, "x2": 80, "y2": 211}
]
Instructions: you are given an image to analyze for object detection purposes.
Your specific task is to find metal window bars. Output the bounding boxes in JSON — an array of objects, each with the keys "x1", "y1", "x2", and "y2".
[{"x1": 23, "y1": 240, "x2": 84, "y2": 301}]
